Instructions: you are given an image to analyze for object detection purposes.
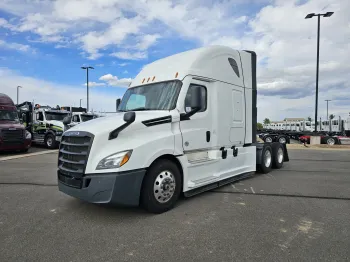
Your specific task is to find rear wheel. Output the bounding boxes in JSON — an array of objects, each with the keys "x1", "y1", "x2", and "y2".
[
  {"x1": 141, "y1": 159, "x2": 182, "y2": 214},
  {"x1": 278, "y1": 136, "x2": 287, "y2": 144},
  {"x1": 264, "y1": 136, "x2": 273, "y2": 143},
  {"x1": 326, "y1": 137, "x2": 336, "y2": 145},
  {"x1": 258, "y1": 145, "x2": 273, "y2": 174},
  {"x1": 271, "y1": 143, "x2": 284, "y2": 169}
]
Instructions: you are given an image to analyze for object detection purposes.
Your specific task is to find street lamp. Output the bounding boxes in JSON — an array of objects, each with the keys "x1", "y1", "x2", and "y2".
[
  {"x1": 305, "y1": 11, "x2": 334, "y2": 132},
  {"x1": 17, "y1": 86, "x2": 22, "y2": 104},
  {"x1": 81, "y1": 66, "x2": 94, "y2": 111},
  {"x1": 325, "y1": 99, "x2": 331, "y2": 120}
]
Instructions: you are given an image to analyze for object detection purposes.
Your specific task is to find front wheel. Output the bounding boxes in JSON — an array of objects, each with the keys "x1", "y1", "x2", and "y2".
[
  {"x1": 45, "y1": 134, "x2": 56, "y2": 149},
  {"x1": 141, "y1": 159, "x2": 182, "y2": 214}
]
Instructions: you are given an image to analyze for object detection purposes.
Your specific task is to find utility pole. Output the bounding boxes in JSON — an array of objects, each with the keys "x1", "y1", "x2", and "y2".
[
  {"x1": 17, "y1": 86, "x2": 22, "y2": 104},
  {"x1": 305, "y1": 11, "x2": 334, "y2": 132},
  {"x1": 81, "y1": 66, "x2": 94, "y2": 111},
  {"x1": 325, "y1": 99, "x2": 331, "y2": 120}
]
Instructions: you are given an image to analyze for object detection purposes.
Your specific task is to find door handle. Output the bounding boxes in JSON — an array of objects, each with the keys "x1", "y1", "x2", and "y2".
[{"x1": 206, "y1": 131, "x2": 211, "y2": 142}]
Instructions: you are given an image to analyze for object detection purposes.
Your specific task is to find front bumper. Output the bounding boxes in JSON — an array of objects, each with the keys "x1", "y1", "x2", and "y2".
[
  {"x1": 0, "y1": 139, "x2": 31, "y2": 152},
  {"x1": 58, "y1": 169, "x2": 146, "y2": 206}
]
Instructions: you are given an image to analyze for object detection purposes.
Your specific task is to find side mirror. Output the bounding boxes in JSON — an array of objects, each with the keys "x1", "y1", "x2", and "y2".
[
  {"x1": 116, "y1": 98, "x2": 121, "y2": 111},
  {"x1": 63, "y1": 116, "x2": 72, "y2": 125},
  {"x1": 190, "y1": 85, "x2": 202, "y2": 110},
  {"x1": 123, "y1": 111, "x2": 135, "y2": 123}
]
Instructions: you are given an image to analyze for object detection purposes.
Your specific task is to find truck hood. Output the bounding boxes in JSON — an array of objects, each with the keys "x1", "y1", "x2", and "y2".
[
  {"x1": 0, "y1": 121, "x2": 24, "y2": 129},
  {"x1": 47, "y1": 120, "x2": 64, "y2": 130},
  {"x1": 66, "y1": 111, "x2": 175, "y2": 136}
]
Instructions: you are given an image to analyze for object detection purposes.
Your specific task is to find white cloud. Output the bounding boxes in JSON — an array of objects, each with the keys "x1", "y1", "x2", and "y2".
[
  {"x1": 0, "y1": 68, "x2": 121, "y2": 112},
  {"x1": 95, "y1": 64, "x2": 104, "y2": 67},
  {"x1": 110, "y1": 51, "x2": 147, "y2": 60},
  {"x1": 99, "y1": 74, "x2": 133, "y2": 87},
  {"x1": 83, "y1": 82, "x2": 106, "y2": 87},
  {"x1": 118, "y1": 63, "x2": 128, "y2": 67},
  {"x1": 0, "y1": 39, "x2": 34, "y2": 53}
]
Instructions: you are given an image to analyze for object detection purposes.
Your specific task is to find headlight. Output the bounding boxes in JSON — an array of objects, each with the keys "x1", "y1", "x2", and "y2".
[
  {"x1": 56, "y1": 131, "x2": 63, "y2": 135},
  {"x1": 96, "y1": 150, "x2": 132, "y2": 170},
  {"x1": 25, "y1": 130, "x2": 32, "y2": 139}
]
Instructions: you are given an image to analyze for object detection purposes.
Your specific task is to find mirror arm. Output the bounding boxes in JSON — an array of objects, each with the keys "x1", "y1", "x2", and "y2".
[{"x1": 180, "y1": 107, "x2": 200, "y2": 121}]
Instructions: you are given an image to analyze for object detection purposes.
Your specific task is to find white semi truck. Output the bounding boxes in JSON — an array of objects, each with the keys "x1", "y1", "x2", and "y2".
[{"x1": 57, "y1": 46, "x2": 289, "y2": 213}]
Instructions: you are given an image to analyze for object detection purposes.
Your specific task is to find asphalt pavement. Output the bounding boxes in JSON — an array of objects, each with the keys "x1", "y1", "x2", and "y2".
[
  {"x1": 0, "y1": 144, "x2": 51, "y2": 158},
  {"x1": 1, "y1": 149, "x2": 350, "y2": 262}
]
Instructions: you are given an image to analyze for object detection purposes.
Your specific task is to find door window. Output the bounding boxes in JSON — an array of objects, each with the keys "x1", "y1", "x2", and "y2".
[
  {"x1": 184, "y1": 84, "x2": 207, "y2": 112},
  {"x1": 72, "y1": 115, "x2": 79, "y2": 122},
  {"x1": 37, "y1": 112, "x2": 43, "y2": 121}
]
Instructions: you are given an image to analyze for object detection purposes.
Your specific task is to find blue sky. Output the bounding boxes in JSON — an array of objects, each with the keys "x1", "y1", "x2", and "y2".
[{"x1": 0, "y1": 0, "x2": 349, "y2": 121}]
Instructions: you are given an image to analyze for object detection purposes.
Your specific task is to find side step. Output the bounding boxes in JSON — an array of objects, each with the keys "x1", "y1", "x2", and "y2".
[{"x1": 184, "y1": 171, "x2": 255, "y2": 198}]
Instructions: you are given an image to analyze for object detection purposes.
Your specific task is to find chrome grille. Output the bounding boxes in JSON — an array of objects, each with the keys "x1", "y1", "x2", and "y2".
[
  {"x1": 57, "y1": 131, "x2": 94, "y2": 188},
  {"x1": 1, "y1": 129, "x2": 24, "y2": 145}
]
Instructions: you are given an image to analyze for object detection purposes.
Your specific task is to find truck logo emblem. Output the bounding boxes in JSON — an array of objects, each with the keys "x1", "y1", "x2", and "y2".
[{"x1": 67, "y1": 131, "x2": 80, "y2": 136}]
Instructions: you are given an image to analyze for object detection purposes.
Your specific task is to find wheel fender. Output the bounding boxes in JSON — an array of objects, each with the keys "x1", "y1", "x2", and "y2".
[{"x1": 144, "y1": 149, "x2": 177, "y2": 169}]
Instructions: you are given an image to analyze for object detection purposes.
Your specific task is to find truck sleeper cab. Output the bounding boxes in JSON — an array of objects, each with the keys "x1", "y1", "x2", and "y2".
[{"x1": 57, "y1": 46, "x2": 289, "y2": 213}]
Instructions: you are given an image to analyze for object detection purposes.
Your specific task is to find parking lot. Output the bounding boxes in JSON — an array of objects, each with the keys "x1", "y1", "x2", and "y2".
[{"x1": 1, "y1": 148, "x2": 350, "y2": 262}]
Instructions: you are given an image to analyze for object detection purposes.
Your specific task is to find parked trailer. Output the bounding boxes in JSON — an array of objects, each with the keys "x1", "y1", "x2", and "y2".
[{"x1": 57, "y1": 45, "x2": 290, "y2": 214}]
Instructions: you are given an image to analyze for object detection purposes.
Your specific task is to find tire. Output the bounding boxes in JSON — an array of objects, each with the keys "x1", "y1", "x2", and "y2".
[
  {"x1": 325, "y1": 137, "x2": 336, "y2": 145},
  {"x1": 141, "y1": 159, "x2": 182, "y2": 214},
  {"x1": 278, "y1": 135, "x2": 287, "y2": 144},
  {"x1": 271, "y1": 143, "x2": 284, "y2": 169},
  {"x1": 258, "y1": 145, "x2": 273, "y2": 174},
  {"x1": 45, "y1": 134, "x2": 56, "y2": 149},
  {"x1": 20, "y1": 148, "x2": 29, "y2": 153},
  {"x1": 264, "y1": 136, "x2": 273, "y2": 143}
]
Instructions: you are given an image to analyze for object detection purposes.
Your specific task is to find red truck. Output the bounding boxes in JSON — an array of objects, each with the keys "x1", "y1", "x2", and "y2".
[{"x1": 0, "y1": 93, "x2": 32, "y2": 152}]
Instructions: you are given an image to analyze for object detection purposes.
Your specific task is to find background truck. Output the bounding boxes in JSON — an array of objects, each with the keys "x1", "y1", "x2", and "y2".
[
  {"x1": 17, "y1": 102, "x2": 69, "y2": 149},
  {"x1": 57, "y1": 45, "x2": 289, "y2": 213},
  {"x1": 0, "y1": 93, "x2": 32, "y2": 152}
]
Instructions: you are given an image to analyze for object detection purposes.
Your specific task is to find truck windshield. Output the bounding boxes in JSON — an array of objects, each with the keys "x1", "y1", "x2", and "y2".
[
  {"x1": 45, "y1": 112, "x2": 69, "y2": 121},
  {"x1": 119, "y1": 80, "x2": 182, "y2": 111},
  {"x1": 81, "y1": 114, "x2": 95, "y2": 122},
  {"x1": 0, "y1": 110, "x2": 19, "y2": 122}
]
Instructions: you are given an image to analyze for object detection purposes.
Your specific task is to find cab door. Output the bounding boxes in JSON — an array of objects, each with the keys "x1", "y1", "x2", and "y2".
[{"x1": 179, "y1": 78, "x2": 216, "y2": 186}]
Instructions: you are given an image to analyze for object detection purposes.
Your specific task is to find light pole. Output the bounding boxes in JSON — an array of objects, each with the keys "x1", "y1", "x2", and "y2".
[
  {"x1": 80, "y1": 99, "x2": 83, "y2": 107},
  {"x1": 325, "y1": 99, "x2": 331, "y2": 120},
  {"x1": 305, "y1": 11, "x2": 334, "y2": 132},
  {"x1": 81, "y1": 66, "x2": 94, "y2": 111},
  {"x1": 17, "y1": 86, "x2": 22, "y2": 104}
]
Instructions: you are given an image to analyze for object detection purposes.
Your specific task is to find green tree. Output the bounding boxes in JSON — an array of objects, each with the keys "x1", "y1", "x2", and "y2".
[
  {"x1": 329, "y1": 114, "x2": 335, "y2": 120},
  {"x1": 307, "y1": 116, "x2": 312, "y2": 122},
  {"x1": 257, "y1": 123, "x2": 263, "y2": 130},
  {"x1": 263, "y1": 118, "x2": 270, "y2": 125}
]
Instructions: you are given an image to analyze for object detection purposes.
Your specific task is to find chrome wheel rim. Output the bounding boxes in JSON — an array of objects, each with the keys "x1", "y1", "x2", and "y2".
[
  {"x1": 327, "y1": 138, "x2": 335, "y2": 145},
  {"x1": 153, "y1": 170, "x2": 176, "y2": 203},
  {"x1": 277, "y1": 148, "x2": 284, "y2": 163},
  {"x1": 47, "y1": 137, "x2": 53, "y2": 147},
  {"x1": 265, "y1": 137, "x2": 272, "y2": 143},
  {"x1": 279, "y1": 137, "x2": 286, "y2": 144},
  {"x1": 264, "y1": 150, "x2": 272, "y2": 167}
]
